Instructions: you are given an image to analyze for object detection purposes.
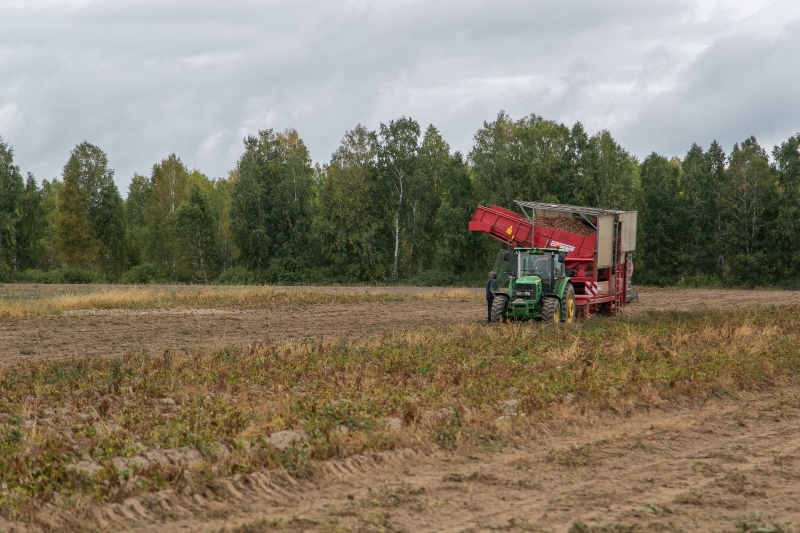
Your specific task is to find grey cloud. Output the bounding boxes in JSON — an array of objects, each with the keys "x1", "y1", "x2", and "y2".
[
  {"x1": 618, "y1": 19, "x2": 800, "y2": 160},
  {"x1": 0, "y1": 0, "x2": 797, "y2": 194}
]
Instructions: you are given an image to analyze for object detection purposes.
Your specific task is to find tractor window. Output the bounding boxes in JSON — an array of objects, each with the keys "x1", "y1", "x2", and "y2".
[
  {"x1": 518, "y1": 252, "x2": 551, "y2": 278},
  {"x1": 553, "y1": 254, "x2": 563, "y2": 276},
  {"x1": 492, "y1": 249, "x2": 515, "y2": 291}
]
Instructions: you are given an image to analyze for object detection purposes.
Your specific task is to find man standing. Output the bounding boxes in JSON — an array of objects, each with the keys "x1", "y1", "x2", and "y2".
[{"x1": 486, "y1": 271, "x2": 496, "y2": 323}]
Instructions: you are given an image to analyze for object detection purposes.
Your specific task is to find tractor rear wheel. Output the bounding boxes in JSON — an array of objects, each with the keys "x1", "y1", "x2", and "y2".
[
  {"x1": 561, "y1": 283, "x2": 576, "y2": 323},
  {"x1": 491, "y1": 295, "x2": 508, "y2": 323},
  {"x1": 541, "y1": 297, "x2": 561, "y2": 324}
]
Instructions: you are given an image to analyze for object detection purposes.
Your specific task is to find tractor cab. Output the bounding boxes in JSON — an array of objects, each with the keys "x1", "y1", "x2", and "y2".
[
  {"x1": 516, "y1": 249, "x2": 565, "y2": 298},
  {"x1": 492, "y1": 248, "x2": 566, "y2": 296}
]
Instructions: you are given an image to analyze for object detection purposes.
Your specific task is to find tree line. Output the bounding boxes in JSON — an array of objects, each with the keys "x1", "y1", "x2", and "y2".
[{"x1": 1, "y1": 112, "x2": 799, "y2": 287}]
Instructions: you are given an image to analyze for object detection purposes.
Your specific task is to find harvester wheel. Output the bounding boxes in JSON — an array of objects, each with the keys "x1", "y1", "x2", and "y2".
[
  {"x1": 491, "y1": 295, "x2": 508, "y2": 323},
  {"x1": 541, "y1": 297, "x2": 561, "y2": 324},
  {"x1": 561, "y1": 283, "x2": 576, "y2": 323}
]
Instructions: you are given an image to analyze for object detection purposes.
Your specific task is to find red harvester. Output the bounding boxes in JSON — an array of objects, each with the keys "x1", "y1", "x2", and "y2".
[{"x1": 469, "y1": 201, "x2": 637, "y2": 318}]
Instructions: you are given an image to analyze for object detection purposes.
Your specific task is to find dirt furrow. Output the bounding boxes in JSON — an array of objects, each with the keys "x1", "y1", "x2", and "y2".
[{"x1": 25, "y1": 384, "x2": 797, "y2": 533}]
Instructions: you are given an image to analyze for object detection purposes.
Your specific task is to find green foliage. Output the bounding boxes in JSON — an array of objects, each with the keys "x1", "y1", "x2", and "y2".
[
  {"x1": 8, "y1": 267, "x2": 105, "y2": 284},
  {"x1": 681, "y1": 142, "x2": 724, "y2": 279},
  {"x1": 313, "y1": 121, "x2": 482, "y2": 283},
  {"x1": 470, "y1": 114, "x2": 640, "y2": 210},
  {"x1": 261, "y1": 256, "x2": 313, "y2": 284},
  {"x1": 314, "y1": 125, "x2": 390, "y2": 281},
  {"x1": 0, "y1": 137, "x2": 25, "y2": 273},
  {"x1": 407, "y1": 125, "x2": 447, "y2": 274},
  {"x1": 120, "y1": 263, "x2": 164, "y2": 284},
  {"x1": 637, "y1": 154, "x2": 684, "y2": 285},
  {"x1": 772, "y1": 134, "x2": 800, "y2": 280},
  {"x1": 722, "y1": 137, "x2": 776, "y2": 285},
  {"x1": 170, "y1": 183, "x2": 218, "y2": 283},
  {"x1": 471, "y1": 112, "x2": 566, "y2": 208},
  {"x1": 231, "y1": 129, "x2": 314, "y2": 273},
  {"x1": 216, "y1": 266, "x2": 257, "y2": 285},
  {"x1": 37, "y1": 179, "x2": 61, "y2": 271},
  {"x1": 132, "y1": 158, "x2": 229, "y2": 282},
  {"x1": 93, "y1": 177, "x2": 127, "y2": 280},
  {"x1": 633, "y1": 135, "x2": 790, "y2": 286},
  {"x1": 5, "y1": 428, "x2": 23, "y2": 445},
  {"x1": 15, "y1": 174, "x2": 45, "y2": 270},
  {"x1": 208, "y1": 176, "x2": 238, "y2": 271},
  {"x1": 56, "y1": 142, "x2": 127, "y2": 279},
  {"x1": 144, "y1": 154, "x2": 191, "y2": 271},
  {"x1": 432, "y1": 153, "x2": 486, "y2": 275},
  {"x1": 56, "y1": 154, "x2": 95, "y2": 268},
  {"x1": 4, "y1": 115, "x2": 800, "y2": 287},
  {"x1": 377, "y1": 117, "x2": 422, "y2": 279},
  {"x1": 580, "y1": 130, "x2": 640, "y2": 211},
  {"x1": 124, "y1": 173, "x2": 151, "y2": 268},
  {"x1": 408, "y1": 269, "x2": 454, "y2": 287}
]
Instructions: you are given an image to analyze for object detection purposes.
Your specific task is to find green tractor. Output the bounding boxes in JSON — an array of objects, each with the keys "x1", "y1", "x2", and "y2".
[{"x1": 490, "y1": 247, "x2": 576, "y2": 324}]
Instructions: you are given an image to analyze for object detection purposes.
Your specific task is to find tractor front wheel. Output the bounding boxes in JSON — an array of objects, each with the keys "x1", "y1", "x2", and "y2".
[
  {"x1": 561, "y1": 283, "x2": 576, "y2": 323},
  {"x1": 491, "y1": 295, "x2": 508, "y2": 323},
  {"x1": 541, "y1": 297, "x2": 561, "y2": 324}
]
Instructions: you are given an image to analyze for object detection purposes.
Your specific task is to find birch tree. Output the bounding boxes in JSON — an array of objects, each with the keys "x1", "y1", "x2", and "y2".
[
  {"x1": 722, "y1": 137, "x2": 775, "y2": 284},
  {"x1": 144, "y1": 154, "x2": 190, "y2": 270},
  {"x1": 377, "y1": 117, "x2": 420, "y2": 279}
]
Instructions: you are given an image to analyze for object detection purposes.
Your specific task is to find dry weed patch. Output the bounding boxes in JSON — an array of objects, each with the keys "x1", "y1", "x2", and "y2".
[
  {"x1": 0, "y1": 285, "x2": 478, "y2": 317},
  {"x1": 1, "y1": 307, "x2": 800, "y2": 525}
]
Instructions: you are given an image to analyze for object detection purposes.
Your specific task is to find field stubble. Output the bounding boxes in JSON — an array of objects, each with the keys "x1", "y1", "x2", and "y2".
[
  {"x1": 0, "y1": 302, "x2": 799, "y2": 531},
  {"x1": 0, "y1": 284, "x2": 478, "y2": 318}
]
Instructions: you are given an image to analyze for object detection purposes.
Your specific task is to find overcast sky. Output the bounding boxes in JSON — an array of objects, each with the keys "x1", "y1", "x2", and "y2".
[{"x1": 1, "y1": 0, "x2": 799, "y2": 195}]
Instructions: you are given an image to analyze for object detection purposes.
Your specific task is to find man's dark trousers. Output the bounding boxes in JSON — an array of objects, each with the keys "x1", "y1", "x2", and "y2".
[{"x1": 486, "y1": 275, "x2": 495, "y2": 323}]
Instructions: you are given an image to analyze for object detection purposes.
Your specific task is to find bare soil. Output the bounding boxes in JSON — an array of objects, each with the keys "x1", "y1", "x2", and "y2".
[
  {"x1": 629, "y1": 287, "x2": 800, "y2": 313},
  {"x1": 10, "y1": 384, "x2": 798, "y2": 533},
  {"x1": 2, "y1": 286, "x2": 800, "y2": 364},
  {"x1": 0, "y1": 299, "x2": 479, "y2": 364}
]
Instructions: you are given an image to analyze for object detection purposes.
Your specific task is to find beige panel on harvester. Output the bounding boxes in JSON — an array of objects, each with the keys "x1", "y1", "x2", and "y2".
[
  {"x1": 597, "y1": 215, "x2": 614, "y2": 268},
  {"x1": 619, "y1": 211, "x2": 638, "y2": 253}
]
